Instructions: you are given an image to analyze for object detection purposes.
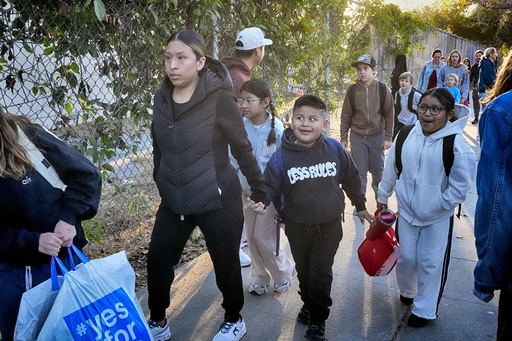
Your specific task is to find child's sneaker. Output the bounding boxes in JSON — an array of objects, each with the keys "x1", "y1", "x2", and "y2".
[
  {"x1": 148, "y1": 319, "x2": 171, "y2": 341},
  {"x1": 274, "y1": 278, "x2": 292, "y2": 293},
  {"x1": 212, "y1": 317, "x2": 246, "y2": 341},
  {"x1": 239, "y1": 249, "x2": 251, "y2": 267},
  {"x1": 248, "y1": 283, "x2": 268, "y2": 295}
]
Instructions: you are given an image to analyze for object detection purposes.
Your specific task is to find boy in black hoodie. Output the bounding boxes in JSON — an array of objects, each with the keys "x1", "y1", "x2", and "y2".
[{"x1": 248, "y1": 95, "x2": 372, "y2": 340}]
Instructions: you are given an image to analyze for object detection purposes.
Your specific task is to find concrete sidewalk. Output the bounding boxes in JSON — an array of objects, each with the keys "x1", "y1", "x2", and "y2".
[{"x1": 137, "y1": 120, "x2": 499, "y2": 341}]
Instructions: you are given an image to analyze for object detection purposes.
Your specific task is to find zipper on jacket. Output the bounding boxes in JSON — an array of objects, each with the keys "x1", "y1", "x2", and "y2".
[
  {"x1": 365, "y1": 87, "x2": 370, "y2": 137},
  {"x1": 410, "y1": 138, "x2": 427, "y2": 223}
]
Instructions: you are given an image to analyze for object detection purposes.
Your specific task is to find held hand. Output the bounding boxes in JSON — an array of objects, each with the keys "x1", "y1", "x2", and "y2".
[
  {"x1": 381, "y1": 140, "x2": 392, "y2": 150},
  {"x1": 54, "y1": 220, "x2": 76, "y2": 247},
  {"x1": 245, "y1": 198, "x2": 266, "y2": 215},
  {"x1": 341, "y1": 141, "x2": 348, "y2": 149},
  {"x1": 460, "y1": 99, "x2": 465, "y2": 104},
  {"x1": 357, "y1": 210, "x2": 374, "y2": 225},
  {"x1": 39, "y1": 232, "x2": 64, "y2": 257}
]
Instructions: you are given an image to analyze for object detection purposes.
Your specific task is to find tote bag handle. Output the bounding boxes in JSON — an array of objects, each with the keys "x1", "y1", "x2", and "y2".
[{"x1": 50, "y1": 245, "x2": 91, "y2": 290}]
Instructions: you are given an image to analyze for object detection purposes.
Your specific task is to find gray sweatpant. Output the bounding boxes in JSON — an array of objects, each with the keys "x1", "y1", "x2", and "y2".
[{"x1": 349, "y1": 130, "x2": 385, "y2": 194}]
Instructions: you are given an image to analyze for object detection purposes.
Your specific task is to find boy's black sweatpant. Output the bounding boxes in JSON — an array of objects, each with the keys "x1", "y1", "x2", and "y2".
[
  {"x1": 147, "y1": 198, "x2": 244, "y2": 323},
  {"x1": 284, "y1": 216, "x2": 343, "y2": 323}
]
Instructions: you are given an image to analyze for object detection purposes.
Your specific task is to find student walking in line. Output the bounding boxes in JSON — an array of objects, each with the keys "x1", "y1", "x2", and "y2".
[
  {"x1": 0, "y1": 106, "x2": 102, "y2": 341},
  {"x1": 378, "y1": 88, "x2": 475, "y2": 328},
  {"x1": 249, "y1": 95, "x2": 373, "y2": 340},
  {"x1": 474, "y1": 49, "x2": 512, "y2": 341},
  {"x1": 443, "y1": 73, "x2": 462, "y2": 103},
  {"x1": 229, "y1": 79, "x2": 296, "y2": 296},
  {"x1": 340, "y1": 54, "x2": 394, "y2": 206},
  {"x1": 222, "y1": 27, "x2": 273, "y2": 267},
  {"x1": 437, "y1": 50, "x2": 470, "y2": 106},
  {"x1": 470, "y1": 50, "x2": 484, "y2": 124},
  {"x1": 393, "y1": 71, "x2": 421, "y2": 138},
  {"x1": 147, "y1": 30, "x2": 267, "y2": 341},
  {"x1": 478, "y1": 47, "x2": 498, "y2": 113}
]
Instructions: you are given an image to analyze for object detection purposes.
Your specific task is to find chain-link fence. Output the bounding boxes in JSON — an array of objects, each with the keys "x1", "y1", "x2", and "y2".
[
  {"x1": 1, "y1": 1, "x2": 485, "y2": 239},
  {"x1": 379, "y1": 28, "x2": 485, "y2": 86}
]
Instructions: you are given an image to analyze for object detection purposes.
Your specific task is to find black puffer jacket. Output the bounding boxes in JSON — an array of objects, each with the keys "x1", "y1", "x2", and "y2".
[{"x1": 151, "y1": 57, "x2": 265, "y2": 215}]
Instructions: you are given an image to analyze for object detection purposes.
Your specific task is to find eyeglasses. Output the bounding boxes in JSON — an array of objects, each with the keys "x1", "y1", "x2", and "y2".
[
  {"x1": 237, "y1": 98, "x2": 262, "y2": 107},
  {"x1": 417, "y1": 104, "x2": 446, "y2": 116}
]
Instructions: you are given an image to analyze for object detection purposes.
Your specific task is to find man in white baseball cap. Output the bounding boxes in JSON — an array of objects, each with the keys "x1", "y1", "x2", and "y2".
[{"x1": 222, "y1": 27, "x2": 273, "y2": 97}]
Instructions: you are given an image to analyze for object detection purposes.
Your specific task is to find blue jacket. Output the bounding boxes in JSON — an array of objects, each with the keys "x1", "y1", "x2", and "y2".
[
  {"x1": 474, "y1": 90, "x2": 512, "y2": 301},
  {"x1": 478, "y1": 57, "x2": 497, "y2": 93},
  {"x1": 418, "y1": 60, "x2": 446, "y2": 93}
]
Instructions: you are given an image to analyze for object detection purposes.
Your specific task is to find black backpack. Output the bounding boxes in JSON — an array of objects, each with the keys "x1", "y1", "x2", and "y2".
[
  {"x1": 394, "y1": 87, "x2": 421, "y2": 116},
  {"x1": 395, "y1": 124, "x2": 461, "y2": 218},
  {"x1": 347, "y1": 81, "x2": 389, "y2": 117}
]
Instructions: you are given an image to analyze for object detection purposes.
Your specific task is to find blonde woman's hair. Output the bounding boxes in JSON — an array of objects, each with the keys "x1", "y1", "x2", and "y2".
[
  {"x1": 445, "y1": 73, "x2": 459, "y2": 86},
  {"x1": 447, "y1": 50, "x2": 463, "y2": 68},
  {"x1": 0, "y1": 106, "x2": 38, "y2": 179}
]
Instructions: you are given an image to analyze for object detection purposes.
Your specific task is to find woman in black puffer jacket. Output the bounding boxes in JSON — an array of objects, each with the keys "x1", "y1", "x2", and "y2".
[{"x1": 146, "y1": 30, "x2": 266, "y2": 341}]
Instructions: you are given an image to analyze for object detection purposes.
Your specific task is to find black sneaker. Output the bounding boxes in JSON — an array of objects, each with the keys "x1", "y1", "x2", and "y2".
[
  {"x1": 407, "y1": 313, "x2": 429, "y2": 327},
  {"x1": 472, "y1": 118, "x2": 479, "y2": 125},
  {"x1": 305, "y1": 320, "x2": 326, "y2": 340},
  {"x1": 400, "y1": 295, "x2": 414, "y2": 306},
  {"x1": 297, "y1": 305, "x2": 311, "y2": 324}
]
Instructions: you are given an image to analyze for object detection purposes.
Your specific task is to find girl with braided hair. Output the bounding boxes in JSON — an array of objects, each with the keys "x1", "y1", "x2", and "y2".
[{"x1": 231, "y1": 78, "x2": 296, "y2": 296}]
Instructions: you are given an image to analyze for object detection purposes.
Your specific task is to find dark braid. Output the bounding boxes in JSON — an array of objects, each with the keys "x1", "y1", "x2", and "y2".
[
  {"x1": 266, "y1": 102, "x2": 277, "y2": 146},
  {"x1": 240, "y1": 79, "x2": 278, "y2": 147}
]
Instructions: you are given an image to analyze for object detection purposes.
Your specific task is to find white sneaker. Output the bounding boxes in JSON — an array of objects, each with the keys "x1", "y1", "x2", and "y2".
[
  {"x1": 148, "y1": 319, "x2": 171, "y2": 341},
  {"x1": 274, "y1": 278, "x2": 292, "y2": 293},
  {"x1": 248, "y1": 283, "x2": 268, "y2": 295},
  {"x1": 212, "y1": 317, "x2": 246, "y2": 341},
  {"x1": 239, "y1": 249, "x2": 251, "y2": 267}
]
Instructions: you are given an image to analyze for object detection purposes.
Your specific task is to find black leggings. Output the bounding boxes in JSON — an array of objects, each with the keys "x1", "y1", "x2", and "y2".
[{"x1": 147, "y1": 199, "x2": 244, "y2": 322}]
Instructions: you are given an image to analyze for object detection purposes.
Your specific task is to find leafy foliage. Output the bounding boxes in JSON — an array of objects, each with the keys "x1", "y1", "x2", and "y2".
[{"x1": 416, "y1": 0, "x2": 510, "y2": 48}]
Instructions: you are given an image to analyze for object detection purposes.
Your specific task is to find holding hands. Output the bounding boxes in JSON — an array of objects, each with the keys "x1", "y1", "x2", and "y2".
[{"x1": 245, "y1": 198, "x2": 266, "y2": 215}]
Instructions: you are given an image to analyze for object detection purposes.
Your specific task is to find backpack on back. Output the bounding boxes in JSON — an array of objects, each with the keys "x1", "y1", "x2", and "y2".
[
  {"x1": 347, "y1": 81, "x2": 389, "y2": 117},
  {"x1": 394, "y1": 124, "x2": 461, "y2": 217}
]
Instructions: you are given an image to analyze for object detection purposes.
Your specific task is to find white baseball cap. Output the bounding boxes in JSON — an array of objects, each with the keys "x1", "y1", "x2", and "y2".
[{"x1": 235, "y1": 27, "x2": 273, "y2": 51}]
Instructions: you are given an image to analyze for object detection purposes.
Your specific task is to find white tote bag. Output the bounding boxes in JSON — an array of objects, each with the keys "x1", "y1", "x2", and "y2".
[{"x1": 37, "y1": 246, "x2": 153, "y2": 341}]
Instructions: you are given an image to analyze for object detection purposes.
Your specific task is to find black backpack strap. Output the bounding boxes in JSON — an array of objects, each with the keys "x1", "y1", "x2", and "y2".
[
  {"x1": 442, "y1": 134, "x2": 456, "y2": 177},
  {"x1": 348, "y1": 84, "x2": 356, "y2": 117},
  {"x1": 378, "y1": 81, "x2": 386, "y2": 115},
  {"x1": 442, "y1": 133, "x2": 461, "y2": 218},
  {"x1": 395, "y1": 124, "x2": 414, "y2": 179},
  {"x1": 408, "y1": 88, "x2": 418, "y2": 114}
]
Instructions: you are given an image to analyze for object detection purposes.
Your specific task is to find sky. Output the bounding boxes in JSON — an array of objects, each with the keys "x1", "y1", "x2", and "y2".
[{"x1": 383, "y1": 0, "x2": 439, "y2": 11}]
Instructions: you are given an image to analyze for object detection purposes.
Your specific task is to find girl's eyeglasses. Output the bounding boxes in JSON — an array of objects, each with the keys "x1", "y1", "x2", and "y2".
[
  {"x1": 417, "y1": 104, "x2": 446, "y2": 116},
  {"x1": 237, "y1": 98, "x2": 262, "y2": 107}
]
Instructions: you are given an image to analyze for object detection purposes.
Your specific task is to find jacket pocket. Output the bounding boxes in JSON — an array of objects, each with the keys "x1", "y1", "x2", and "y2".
[{"x1": 408, "y1": 180, "x2": 444, "y2": 220}]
